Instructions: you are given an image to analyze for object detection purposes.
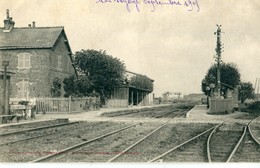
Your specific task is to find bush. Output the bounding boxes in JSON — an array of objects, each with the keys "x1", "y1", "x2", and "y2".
[
  {"x1": 247, "y1": 101, "x2": 260, "y2": 113},
  {"x1": 18, "y1": 101, "x2": 29, "y2": 106}
]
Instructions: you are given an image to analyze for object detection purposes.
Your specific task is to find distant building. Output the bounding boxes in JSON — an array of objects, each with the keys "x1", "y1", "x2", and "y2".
[
  {"x1": 162, "y1": 92, "x2": 183, "y2": 103},
  {"x1": 183, "y1": 93, "x2": 206, "y2": 102},
  {"x1": 0, "y1": 10, "x2": 76, "y2": 100}
]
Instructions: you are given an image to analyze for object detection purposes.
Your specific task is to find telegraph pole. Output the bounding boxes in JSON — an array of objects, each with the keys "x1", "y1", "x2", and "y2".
[
  {"x1": 258, "y1": 78, "x2": 260, "y2": 101},
  {"x1": 256, "y1": 78, "x2": 260, "y2": 101},
  {"x1": 214, "y1": 25, "x2": 223, "y2": 98},
  {"x1": 2, "y1": 61, "x2": 9, "y2": 115}
]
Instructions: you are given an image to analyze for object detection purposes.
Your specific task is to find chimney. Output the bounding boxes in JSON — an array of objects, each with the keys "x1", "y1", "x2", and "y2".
[
  {"x1": 28, "y1": 24, "x2": 32, "y2": 28},
  {"x1": 3, "y1": 9, "x2": 15, "y2": 32},
  {"x1": 32, "y1": 21, "x2": 35, "y2": 28},
  {"x1": 6, "y1": 9, "x2": 9, "y2": 19}
]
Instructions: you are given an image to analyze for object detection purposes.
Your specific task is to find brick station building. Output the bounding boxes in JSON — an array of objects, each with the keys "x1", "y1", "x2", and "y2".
[{"x1": 0, "y1": 10, "x2": 76, "y2": 100}]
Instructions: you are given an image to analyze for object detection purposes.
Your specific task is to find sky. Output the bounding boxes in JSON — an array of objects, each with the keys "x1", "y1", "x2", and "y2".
[{"x1": 1, "y1": 0, "x2": 260, "y2": 96}]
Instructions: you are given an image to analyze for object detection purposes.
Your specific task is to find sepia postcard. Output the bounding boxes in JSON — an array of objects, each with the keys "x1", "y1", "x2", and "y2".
[{"x1": 0, "y1": 0, "x2": 259, "y2": 168}]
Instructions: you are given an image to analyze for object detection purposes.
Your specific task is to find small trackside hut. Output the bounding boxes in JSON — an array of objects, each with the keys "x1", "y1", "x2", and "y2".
[{"x1": 107, "y1": 71, "x2": 154, "y2": 108}]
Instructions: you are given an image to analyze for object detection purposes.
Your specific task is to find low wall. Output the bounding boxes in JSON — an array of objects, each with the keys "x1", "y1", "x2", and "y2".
[
  {"x1": 107, "y1": 99, "x2": 128, "y2": 108},
  {"x1": 208, "y1": 98, "x2": 233, "y2": 114}
]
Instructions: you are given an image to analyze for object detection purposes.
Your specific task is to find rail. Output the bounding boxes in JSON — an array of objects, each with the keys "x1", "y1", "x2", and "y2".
[
  {"x1": 248, "y1": 116, "x2": 260, "y2": 145},
  {"x1": 148, "y1": 125, "x2": 216, "y2": 162},
  {"x1": 107, "y1": 111, "x2": 185, "y2": 162},
  {"x1": 107, "y1": 123, "x2": 167, "y2": 162},
  {"x1": 206, "y1": 123, "x2": 222, "y2": 162},
  {"x1": 0, "y1": 124, "x2": 78, "y2": 146},
  {"x1": 226, "y1": 125, "x2": 247, "y2": 162},
  {"x1": 0, "y1": 122, "x2": 79, "y2": 137},
  {"x1": 153, "y1": 109, "x2": 180, "y2": 118},
  {"x1": 30, "y1": 123, "x2": 140, "y2": 162}
]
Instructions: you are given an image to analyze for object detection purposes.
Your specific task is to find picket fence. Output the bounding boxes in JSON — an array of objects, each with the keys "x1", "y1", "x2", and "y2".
[{"x1": 34, "y1": 97, "x2": 100, "y2": 113}]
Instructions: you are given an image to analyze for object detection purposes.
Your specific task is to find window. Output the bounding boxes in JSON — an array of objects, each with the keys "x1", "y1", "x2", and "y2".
[
  {"x1": 16, "y1": 80, "x2": 30, "y2": 99},
  {"x1": 17, "y1": 53, "x2": 31, "y2": 69},
  {"x1": 0, "y1": 55, "x2": 2, "y2": 68},
  {"x1": 57, "y1": 55, "x2": 62, "y2": 70}
]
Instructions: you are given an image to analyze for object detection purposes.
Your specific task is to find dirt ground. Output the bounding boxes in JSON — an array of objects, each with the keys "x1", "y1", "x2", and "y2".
[{"x1": 0, "y1": 105, "x2": 259, "y2": 162}]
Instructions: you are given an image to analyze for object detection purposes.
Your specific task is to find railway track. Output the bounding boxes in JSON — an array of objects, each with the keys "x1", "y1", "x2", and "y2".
[
  {"x1": 104, "y1": 104, "x2": 193, "y2": 118},
  {"x1": 0, "y1": 121, "x2": 79, "y2": 137},
  {"x1": 147, "y1": 125, "x2": 217, "y2": 162},
  {"x1": 229, "y1": 127, "x2": 260, "y2": 162},
  {"x1": 106, "y1": 113, "x2": 214, "y2": 162},
  {"x1": 154, "y1": 109, "x2": 187, "y2": 118},
  {"x1": 103, "y1": 106, "x2": 173, "y2": 117},
  {"x1": 152, "y1": 109, "x2": 179, "y2": 118},
  {"x1": 0, "y1": 121, "x2": 130, "y2": 162},
  {"x1": 228, "y1": 116, "x2": 260, "y2": 162},
  {"x1": 0, "y1": 106, "x2": 187, "y2": 142},
  {"x1": 115, "y1": 107, "x2": 189, "y2": 119},
  {"x1": 106, "y1": 120, "x2": 175, "y2": 162},
  {"x1": 207, "y1": 124, "x2": 244, "y2": 162},
  {"x1": 0, "y1": 122, "x2": 80, "y2": 146},
  {"x1": 208, "y1": 116, "x2": 260, "y2": 162},
  {"x1": 30, "y1": 110, "x2": 186, "y2": 162},
  {"x1": 144, "y1": 116, "x2": 260, "y2": 162},
  {"x1": 0, "y1": 119, "x2": 69, "y2": 132},
  {"x1": 0, "y1": 121, "x2": 114, "y2": 146},
  {"x1": 2, "y1": 107, "x2": 258, "y2": 162},
  {"x1": 29, "y1": 123, "x2": 141, "y2": 162}
]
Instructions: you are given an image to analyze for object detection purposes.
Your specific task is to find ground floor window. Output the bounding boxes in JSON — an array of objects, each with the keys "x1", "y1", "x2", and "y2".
[{"x1": 16, "y1": 80, "x2": 30, "y2": 99}]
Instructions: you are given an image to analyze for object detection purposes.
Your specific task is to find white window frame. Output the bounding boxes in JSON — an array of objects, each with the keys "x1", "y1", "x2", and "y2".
[
  {"x1": 57, "y1": 55, "x2": 62, "y2": 70},
  {"x1": 17, "y1": 53, "x2": 31, "y2": 69},
  {"x1": 16, "y1": 80, "x2": 30, "y2": 99}
]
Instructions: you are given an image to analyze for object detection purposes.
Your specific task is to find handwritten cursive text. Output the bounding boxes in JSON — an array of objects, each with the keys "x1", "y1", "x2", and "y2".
[{"x1": 96, "y1": 0, "x2": 200, "y2": 12}]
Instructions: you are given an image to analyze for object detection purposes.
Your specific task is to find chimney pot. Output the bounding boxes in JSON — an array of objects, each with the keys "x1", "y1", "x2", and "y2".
[
  {"x1": 32, "y1": 21, "x2": 35, "y2": 28},
  {"x1": 28, "y1": 24, "x2": 31, "y2": 28},
  {"x1": 6, "y1": 9, "x2": 9, "y2": 19}
]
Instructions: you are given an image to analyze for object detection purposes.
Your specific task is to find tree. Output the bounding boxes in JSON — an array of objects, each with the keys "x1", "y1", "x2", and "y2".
[
  {"x1": 63, "y1": 75, "x2": 92, "y2": 97},
  {"x1": 51, "y1": 77, "x2": 62, "y2": 97},
  {"x1": 201, "y1": 63, "x2": 241, "y2": 97},
  {"x1": 63, "y1": 75, "x2": 78, "y2": 97},
  {"x1": 129, "y1": 75, "x2": 153, "y2": 92},
  {"x1": 238, "y1": 82, "x2": 254, "y2": 103},
  {"x1": 65, "y1": 49, "x2": 126, "y2": 103}
]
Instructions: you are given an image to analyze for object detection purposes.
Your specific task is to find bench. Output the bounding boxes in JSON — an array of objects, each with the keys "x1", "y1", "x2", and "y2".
[
  {"x1": 10, "y1": 104, "x2": 27, "y2": 121},
  {"x1": 0, "y1": 115, "x2": 17, "y2": 124}
]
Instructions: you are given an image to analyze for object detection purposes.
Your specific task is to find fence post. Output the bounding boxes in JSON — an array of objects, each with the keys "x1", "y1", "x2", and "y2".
[{"x1": 68, "y1": 96, "x2": 71, "y2": 114}]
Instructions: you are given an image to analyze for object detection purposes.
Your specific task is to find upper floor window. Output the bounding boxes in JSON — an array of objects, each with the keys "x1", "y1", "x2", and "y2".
[
  {"x1": 17, "y1": 53, "x2": 31, "y2": 69},
  {"x1": 57, "y1": 55, "x2": 62, "y2": 70}
]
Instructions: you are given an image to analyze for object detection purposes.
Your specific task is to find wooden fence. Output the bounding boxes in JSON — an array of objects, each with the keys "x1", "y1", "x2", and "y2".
[
  {"x1": 34, "y1": 97, "x2": 100, "y2": 113},
  {"x1": 208, "y1": 98, "x2": 234, "y2": 114}
]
